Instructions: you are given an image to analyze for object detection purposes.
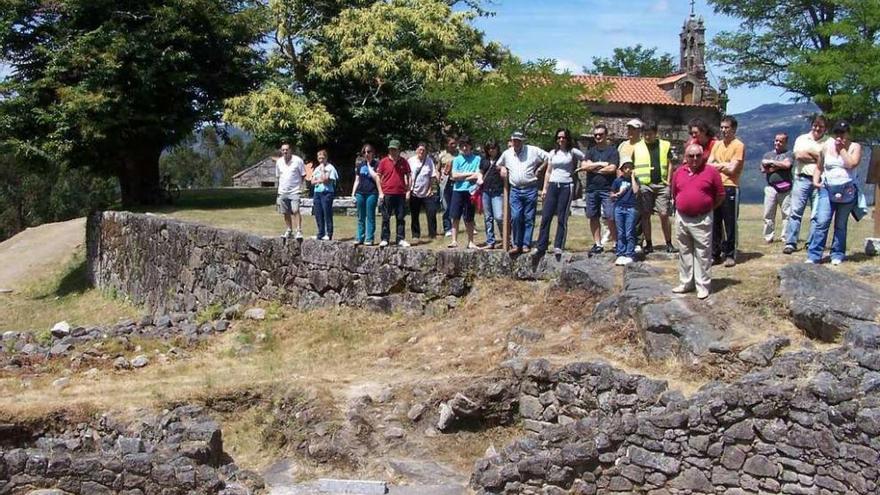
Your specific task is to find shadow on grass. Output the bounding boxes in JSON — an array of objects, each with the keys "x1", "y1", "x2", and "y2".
[
  {"x1": 126, "y1": 188, "x2": 276, "y2": 214},
  {"x1": 737, "y1": 251, "x2": 764, "y2": 263},
  {"x1": 713, "y1": 277, "x2": 742, "y2": 293},
  {"x1": 33, "y1": 257, "x2": 91, "y2": 299}
]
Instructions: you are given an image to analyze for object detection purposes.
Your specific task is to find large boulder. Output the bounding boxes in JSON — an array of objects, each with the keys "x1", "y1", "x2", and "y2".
[
  {"x1": 778, "y1": 263, "x2": 880, "y2": 341},
  {"x1": 556, "y1": 259, "x2": 616, "y2": 295}
]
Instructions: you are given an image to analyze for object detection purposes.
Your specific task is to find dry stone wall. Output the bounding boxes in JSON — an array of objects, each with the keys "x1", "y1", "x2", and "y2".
[
  {"x1": 86, "y1": 212, "x2": 612, "y2": 316},
  {"x1": 468, "y1": 340, "x2": 880, "y2": 494}
]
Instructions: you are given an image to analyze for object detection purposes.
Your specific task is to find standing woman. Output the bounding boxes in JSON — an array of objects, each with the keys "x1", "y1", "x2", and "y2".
[
  {"x1": 408, "y1": 142, "x2": 439, "y2": 239},
  {"x1": 479, "y1": 140, "x2": 504, "y2": 249},
  {"x1": 351, "y1": 144, "x2": 383, "y2": 246},
  {"x1": 535, "y1": 128, "x2": 584, "y2": 255},
  {"x1": 806, "y1": 121, "x2": 862, "y2": 265},
  {"x1": 311, "y1": 149, "x2": 339, "y2": 240}
]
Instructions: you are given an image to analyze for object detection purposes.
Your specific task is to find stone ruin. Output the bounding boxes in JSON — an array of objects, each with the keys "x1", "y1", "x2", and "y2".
[
  {"x1": 0, "y1": 405, "x2": 262, "y2": 495},
  {"x1": 2, "y1": 210, "x2": 876, "y2": 494}
]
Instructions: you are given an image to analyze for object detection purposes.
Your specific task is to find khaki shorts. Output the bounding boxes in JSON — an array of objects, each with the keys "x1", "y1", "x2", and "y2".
[
  {"x1": 277, "y1": 193, "x2": 301, "y2": 215},
  {"x1": 639, "y1": 183, "x2": 671, "y2": 216}
]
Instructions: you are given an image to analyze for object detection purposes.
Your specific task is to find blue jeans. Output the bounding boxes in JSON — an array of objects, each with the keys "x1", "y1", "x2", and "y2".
[
  {"x1": 807, "y1": 187, "x2": 856, "y2": 262},
  {"x1": 510, "y1": 186, "x2": 538, "y2": 248},
  {"x1": 482, "y1": 190, "x2": 504, "y2": 246},
  {"x1": 536, "y1": 182, "x2": 573, "y2": 252},
  {"x1": 442, "y1": 180, "x2": 454, "y2": 233},
  {"x1": 355, "y1": 192, "x2": 378, "y2": 243},
  {"x1": 314, "y1": 191, "x2": 334, "y2": 239},
  {"x1": 784, "y1": 175, "x2": 817, "y2": 248},
  {"x1": 614, "y1": 206, "x2": 640, "y2": 258}
]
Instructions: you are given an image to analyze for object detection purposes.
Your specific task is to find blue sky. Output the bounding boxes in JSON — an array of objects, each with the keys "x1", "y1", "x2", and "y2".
[{"x1": 473, "y1": 0, "x2": 794, "y2": 114}]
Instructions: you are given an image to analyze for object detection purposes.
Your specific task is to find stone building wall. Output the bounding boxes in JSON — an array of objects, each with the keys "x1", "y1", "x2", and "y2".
[{"x1": 86, "y1": 212, "x2": 601, "y2": 317}]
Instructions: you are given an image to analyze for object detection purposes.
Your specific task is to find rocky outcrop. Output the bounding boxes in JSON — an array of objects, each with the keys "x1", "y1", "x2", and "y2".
[
  {"x1": 778, "y1": 263, "x2": 880, "y2": 341},
  {"x1": 595, "y1": 263, "x2": 726, "y2": 363},
  {"x1": 0, "y1": 405, "x2": 262, "y2": 494},
  {"x1": 470, "y1": 344, "x2": 880, "y2": 494},
  {"x1": 86, "y1": 212, "x2": 612, "y2": 316}
]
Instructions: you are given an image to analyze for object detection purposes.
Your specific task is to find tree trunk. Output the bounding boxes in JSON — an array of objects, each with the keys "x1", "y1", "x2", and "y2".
[{"x1": 118, "y1": 141, "x2": 163, "y2": 207}]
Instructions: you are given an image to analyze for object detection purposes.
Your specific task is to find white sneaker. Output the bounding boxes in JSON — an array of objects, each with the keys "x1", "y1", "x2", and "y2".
[
  {"x1": 620, "y1": 256, "x2": 633, "y2": 265},
  {"x1": 321, "y1": 235, "x2": 331, "y2": 241},
  {"x1": 553, "y1": 248, "x2": 563, "y2": 255},
  {"x1": 398, "y1": 240, "x2": 411, "y2": 247},
  {"x1": 281, "y1": 229, "x2": 293, "y2": 239},
  {"x1": 365, "y1": 241, "x2": 374, "y2": 246},
  {"x1": 804, "y1": 259, "x2": 816, "y2": 264},
  {"x1": 830, "y1": 258, "x2": 842, "y2": 266},
  {"x1": 444, "y1": 230, "x2": 453, "y2": 237},
  {"x1": 614, "y1": 256, "x2": 625, "y2": 266},
  {"x1": 634, "y1": 245, "x2": 643, "y2": 254},
  {"x1": 310, "y1": 235, "x2": 319, "y2": 240},
  {"x1": 379, "y1": 240, "x2": 389, "y2": 247},
  {"x1": 294, "y1": 230, "x2": 303, "y2": 240}
]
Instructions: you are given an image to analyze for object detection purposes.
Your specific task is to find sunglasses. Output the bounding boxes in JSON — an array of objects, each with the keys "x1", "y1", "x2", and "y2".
[
  {"x1": 687, "y1": 153, "x2": 702, "y2": 158},
  {"x1": 593, "y1": 133, "x2": 605, "y2": 137}
]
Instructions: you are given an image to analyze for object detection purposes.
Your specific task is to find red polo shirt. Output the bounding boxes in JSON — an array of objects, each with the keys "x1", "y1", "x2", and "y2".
[
  {"x1": 377, "y1": 156, "x2": 411, "y2": 195},
  {"x1": 671, "y1": 163, "x2": 725, "y2": 217}
]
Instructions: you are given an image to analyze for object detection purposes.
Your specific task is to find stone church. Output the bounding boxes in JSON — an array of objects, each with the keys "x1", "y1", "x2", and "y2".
[{"x1": 575, "y1": 9, "x2": 727, "y2": 153}]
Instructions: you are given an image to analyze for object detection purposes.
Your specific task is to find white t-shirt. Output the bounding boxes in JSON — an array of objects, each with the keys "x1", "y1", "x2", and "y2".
[
  {"x1": 547, "y1": 148, "x2": 585, "y2": 184},
  {"x1": 498, "y1": 144, "x2": 549, "y2": 188},
  {"x1": 408, "y1": 155, "x2": 436, "y2": 198},
  {"x1": 822, "y1": 141, "x2": 858, "y2": 186},
  {"x1": 276, "y1": 155, "x2": 306, "y2": 197},
  {"x1": 792, "y1": 133, "x2": 829, "y2": 177}
]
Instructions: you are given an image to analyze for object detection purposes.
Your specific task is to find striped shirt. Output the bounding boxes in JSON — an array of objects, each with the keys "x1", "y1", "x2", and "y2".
[{"x1": 498, "y1": 145, "x2": 548, "y2": 188}]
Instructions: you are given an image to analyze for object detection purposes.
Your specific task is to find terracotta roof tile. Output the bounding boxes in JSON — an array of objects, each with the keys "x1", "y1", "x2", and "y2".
[{"x1": 574, "y1": 74, "x2": 716, "y2": 108}]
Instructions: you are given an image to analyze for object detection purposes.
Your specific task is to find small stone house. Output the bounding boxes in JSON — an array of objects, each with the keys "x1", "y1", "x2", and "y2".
[
  {"x1": 575, "y1": 10, "x2": 728, "y2": 155},
  {"x1": 232, "y1": 156, "x2": 279, "y2": 188}
]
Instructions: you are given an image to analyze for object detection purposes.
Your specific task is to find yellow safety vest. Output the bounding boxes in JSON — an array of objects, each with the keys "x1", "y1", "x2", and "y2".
[{"x1": 633, "y1": 139, "x2": 671, "y2": 185}]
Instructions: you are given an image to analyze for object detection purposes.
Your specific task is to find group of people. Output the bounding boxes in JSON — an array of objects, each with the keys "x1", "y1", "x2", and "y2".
[{"x1": 272, "y1": 113, "x2": 866, "y2": 299}]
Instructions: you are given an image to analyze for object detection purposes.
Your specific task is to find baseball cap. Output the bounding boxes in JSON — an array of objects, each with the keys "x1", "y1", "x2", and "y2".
[
  {"x1": 388, "y1": 139, "x2": 401, "y2": 149},
  {"x1": 510, "y1": 131, "x2": 525, "y2": 141},
  {"x1": 620, "y1": 161, "x2": 635, "y2": 169},
  {"x1": 831, "y1": 121, "x2": 850, "y2": 134},
  {"x1": 626, "y1": 119, "x2": 644, "y2": 129}
]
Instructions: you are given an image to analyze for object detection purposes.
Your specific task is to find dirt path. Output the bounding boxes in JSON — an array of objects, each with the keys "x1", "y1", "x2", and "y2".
[{"x1": 0, "y1": 217, "x2": 85, "y2": 290}]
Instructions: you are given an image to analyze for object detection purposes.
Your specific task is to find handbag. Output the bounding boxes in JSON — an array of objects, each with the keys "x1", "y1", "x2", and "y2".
[
  {"x1": 826, "y1": 181, "x2": 856, "y2": 204},
  {"x1": 470, "y1": 184, "x2": 483, "y2": 212},
  {"x1": 770, "y1": 180, "x2": 791, "y2": 193}
]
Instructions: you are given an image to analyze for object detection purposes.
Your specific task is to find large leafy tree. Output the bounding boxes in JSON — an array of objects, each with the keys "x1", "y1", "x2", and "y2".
[
  {"x1": 224, "y1": 0, "x2": 506, "y2": 162},
  {"x1": 429, "y1": 59, "x2": 607, "y2": 149},
  {"x1": 585, "y1": 44, "x2": 677, "y2": 77},
  {"x1": 0, "y1": 0, "x2": 266, "y2": 205},
  {"x1": 709, "y1": 0, "x2": 880, "y2": 138}
]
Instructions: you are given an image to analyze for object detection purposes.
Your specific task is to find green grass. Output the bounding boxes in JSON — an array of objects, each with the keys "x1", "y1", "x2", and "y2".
[{"x1": 0, "y1": 247, "x2": 140, "y2": 332}]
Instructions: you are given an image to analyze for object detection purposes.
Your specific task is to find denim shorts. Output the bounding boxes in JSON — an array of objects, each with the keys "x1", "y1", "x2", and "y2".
[
  {"x1": 585, "y1": 190, "x2": 612, "y2": 219},
  {"x1": 450, "y1": 190, "x2": 476, "y2": 223}
]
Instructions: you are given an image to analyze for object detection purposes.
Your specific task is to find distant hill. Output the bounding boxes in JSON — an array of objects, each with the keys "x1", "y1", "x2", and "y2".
[
  {"x1": 733, "y1": 102, "x2": 819, "y2": 203},
  {"x1": 733, "y1": 102, "x2": 875, "y2": 204}
]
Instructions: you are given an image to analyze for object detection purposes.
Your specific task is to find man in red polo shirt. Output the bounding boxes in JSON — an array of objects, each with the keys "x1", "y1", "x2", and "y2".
[
  {"x1": 377, "y1": 139, "x2": 412, "y2": 247},
  {"x1": 670, "y1": 143, "x2": 725, "y2": 299}
]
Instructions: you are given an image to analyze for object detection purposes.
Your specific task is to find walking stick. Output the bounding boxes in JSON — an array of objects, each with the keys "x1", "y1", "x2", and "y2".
[{"x1": 503, "y1": 180, "x2": 510, "y2": 251}]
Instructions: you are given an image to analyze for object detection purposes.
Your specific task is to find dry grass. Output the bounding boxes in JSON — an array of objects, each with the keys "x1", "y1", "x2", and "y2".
[{"x1": 0, "y1": 247, "x2": 140, "y2": 332}]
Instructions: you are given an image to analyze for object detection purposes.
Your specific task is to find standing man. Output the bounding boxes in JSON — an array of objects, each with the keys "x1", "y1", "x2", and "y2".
[
  {"x1": 617, "y1": 119, "x2": 643, "y2": 164},
  {"x1": 377, "y1": 139, "x2": 412, "y2": 247},
  {"x1": 276, "y1": 142, "x2": 306, "y2": 240},
  {"x1": 782, "y1": 115, "x2": 828, "y2": 254},
  {"x1": 708, "y1": 116, "x2": 745, "y2": 267},
  {"x1": 579, "y1": 123, "x2": 619, "y2": 254},
  {"x1": 408, "y1": 142, "x2": 439, "y2": 240},
  {"x1": 633, "y1": 121, "x2": 677, "y2": 254},
  {"x1": 438, "y1": 137, "x2": 459, "y2": 237},
  {"x1": 497, "y1": 131, "x2": 548, "y2": 254},
  {"x1": 761, "y1": 133, "x2": 794, "y2": 243},
  {"x1": 671, "y1": 144, "x2": 725, "y2": 300}
]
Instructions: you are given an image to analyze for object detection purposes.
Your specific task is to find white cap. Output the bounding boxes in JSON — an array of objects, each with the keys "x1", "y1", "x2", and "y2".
[{"x1": 625, "y1": 119, "x2": 644, "y2": 129}]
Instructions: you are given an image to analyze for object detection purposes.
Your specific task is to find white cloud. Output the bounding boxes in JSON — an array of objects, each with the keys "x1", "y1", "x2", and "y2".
[
  {"x1": 651, "y1": 0, "x2": 670, "y2": 13},
  {"x1": 554, "y1": 59, "x2": 582, "y2": 74}
]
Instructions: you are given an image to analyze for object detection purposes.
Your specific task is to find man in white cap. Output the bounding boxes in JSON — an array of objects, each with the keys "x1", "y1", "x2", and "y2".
[
  {"x1": 497, "y1": 131, "x2": 549, "y2": 254},
  {"x1": 618, "y1": 119, "x2": 643, "y2": 164}
]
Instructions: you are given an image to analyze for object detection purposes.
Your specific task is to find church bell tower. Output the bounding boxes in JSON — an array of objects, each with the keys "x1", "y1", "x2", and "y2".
[{"x1": 679, "y1": 1, "x2": 707, "y2": 80}]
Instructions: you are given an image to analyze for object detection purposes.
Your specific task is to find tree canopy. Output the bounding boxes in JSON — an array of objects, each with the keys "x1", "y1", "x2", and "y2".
[
  {"x1": 0, "y1": 0, "x2": 266, "y2": 205},
  {"x1": 709, "y1": 0, "x2": 880, "y2": 138},
  {"x1": 429, "y1": 59, "x2": 606, "y2": 149},
  {"x1": 223, "y1": 0, "x2": 506, "y2": 158},
  {"x1": 584, "y1": 44, "x2": 677, "y2": 77}
]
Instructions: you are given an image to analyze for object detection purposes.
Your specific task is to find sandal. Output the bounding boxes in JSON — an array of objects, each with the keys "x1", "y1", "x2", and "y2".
[{"x1": 447, "y1": 242, "x2": 459, "y2": 248}]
